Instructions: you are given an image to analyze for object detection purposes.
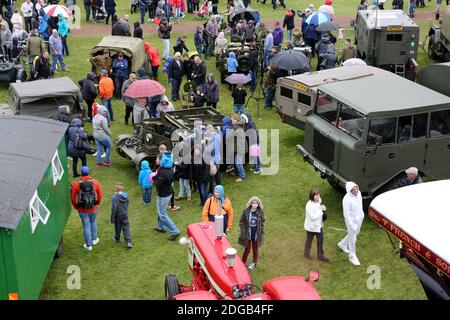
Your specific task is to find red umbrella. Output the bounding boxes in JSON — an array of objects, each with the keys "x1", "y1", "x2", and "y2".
[{"x1": 124, "y1": 79, "x2": 166, "y2": 98}]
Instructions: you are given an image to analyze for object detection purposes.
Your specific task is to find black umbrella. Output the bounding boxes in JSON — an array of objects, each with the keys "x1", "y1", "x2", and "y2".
[
  {"x1": 270, "y1": 49, "x2": 310, "y2": 75},
  {"x1": 316, "y1": 21, "x2": 341, "y2": 32}
]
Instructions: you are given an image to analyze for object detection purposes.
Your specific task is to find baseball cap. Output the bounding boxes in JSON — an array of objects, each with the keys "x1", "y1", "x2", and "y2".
[
  {"x1": 101, "y1": 69, "x2": 108, "y2": 75},
  {"x1": 81, "y1": 166, "x2": 90, "y2": 176}
]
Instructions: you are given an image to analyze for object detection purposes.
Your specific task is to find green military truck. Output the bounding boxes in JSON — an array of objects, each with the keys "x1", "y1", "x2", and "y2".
[
  {"x1": 428, "y1": 6, "x2": 450, "y2": 62},
  {"x1": 276, "y1": 65, "x2": 390, "y2": 130},
  {"x1": 355, "y1": 10, "x2": 419, "y2": 80},
  {"x1": 0, "y1": 116, "x2": 71, "y2": 300},
  {"x1": 296, "y1": 73, "x2": 450, "y2": 200}
]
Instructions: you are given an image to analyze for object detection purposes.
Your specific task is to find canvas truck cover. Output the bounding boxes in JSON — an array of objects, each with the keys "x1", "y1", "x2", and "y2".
[
  {"x1": 0, "y1": 116, "x2": 68, "y2": 230},
  {"x1": 369, "y1": 180, "x2": 450, "y2": 278},
  {"x1": 418, "y1": 62, "x2": 450, "y2": 98},
  {"x1": 91, "y1": 36, "x2": 145, "y2": 73},
  {"x1": 318, "y1": 74, "x2": 450, "y2": 117}
]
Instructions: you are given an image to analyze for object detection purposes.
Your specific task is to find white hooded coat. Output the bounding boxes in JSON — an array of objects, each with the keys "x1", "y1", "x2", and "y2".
[
  {"x1": 304, "y1": 198, "x2": 324, "y2": 233},
  {"x1": 156, "y1": 95, "x2": 175, "y2": 118},
  {"x1": 342, "y1": 182, "x2": 364, "y2": 233}
]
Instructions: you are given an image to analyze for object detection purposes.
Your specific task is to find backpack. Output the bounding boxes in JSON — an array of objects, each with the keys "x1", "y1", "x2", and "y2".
[{"x1": 77, "y1": 180, "x2": 97, "y2": 209}]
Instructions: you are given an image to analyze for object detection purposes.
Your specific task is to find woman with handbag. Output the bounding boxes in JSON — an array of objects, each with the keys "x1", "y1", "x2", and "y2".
[
  {"x1": 304, "y1": 189, "x2": 329, "y2": 262},
  {"x1": 68, "y1": 118, "x2": 88, "y2": 177}
]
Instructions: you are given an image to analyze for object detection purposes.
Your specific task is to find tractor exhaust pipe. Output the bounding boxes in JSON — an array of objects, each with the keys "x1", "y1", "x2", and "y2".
[
  {"x1": 225, "y1": 248, "x2": 237, "y2": 268},
  {"x1": 215, "y1": 214, "x2": 224, "y2": 239}
]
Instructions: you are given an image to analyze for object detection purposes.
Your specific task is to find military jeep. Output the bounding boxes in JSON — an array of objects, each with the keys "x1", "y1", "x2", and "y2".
[
  {"x1": 217, "y1": 42, "x2": 252, "y2": 83},
  {"x1": 296, "y1": 73, "x2": 450, "y2": 200},
  {"x1": 115, "y1": 107, "x2": 224, "y2": 170}
]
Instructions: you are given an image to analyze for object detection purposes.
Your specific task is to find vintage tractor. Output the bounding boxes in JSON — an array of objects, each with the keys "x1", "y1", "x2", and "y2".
[{"x1": 165, "y1": 218, "x2": 321, "y2": 300}]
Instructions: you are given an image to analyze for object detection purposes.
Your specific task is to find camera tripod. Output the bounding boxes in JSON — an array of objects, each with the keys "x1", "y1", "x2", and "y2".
[{"x1": 245, "y1": 47, "x2": 265, "y2": 117}]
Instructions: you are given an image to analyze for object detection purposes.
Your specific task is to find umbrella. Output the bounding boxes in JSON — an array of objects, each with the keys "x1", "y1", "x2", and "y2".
[
  {"x1": 43, "y1": 5, "x2": 73, "y2": 19},
  {"x1": 232, "y1": 7, "x2": 260, "y2": 24},
  {"x1": 270, "y1": 49, "x2": 310, "y2": 74},
  {"x1": 124, "y1": 79, "x2": 166, "y2": 98},
  {"x1": 318, "y1": 5, "x2": 335, "y2": 16},
  {"x1": 305, "y1": 11, "x2": 331, "y2": 26},
  {"x1": 342, "y1": 58, "x2": 367, "y2": 67},
  {"x1": 225, "y1": 73, "x2": 251, "y2": 85},
  {"x1": 316, "y1": 21, "x2": 341, "y2": 32}
]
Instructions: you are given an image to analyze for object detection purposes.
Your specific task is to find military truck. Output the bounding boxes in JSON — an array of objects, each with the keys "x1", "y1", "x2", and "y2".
[
  {"x1": 276, "y1": 65, "x2": 391, "y2": 130},
  {"x1": 355, "y1": 10, "x2": 419, "y2": 80},
  {"x1": 296, "y1": 73, "x2": 450, "y2": 200},
  {"x1": 428, "y1": 6, "x2": 450, "y2": 62},
  {"x1": 115, "y1": 107, "x2": 224, "y2": 170}
]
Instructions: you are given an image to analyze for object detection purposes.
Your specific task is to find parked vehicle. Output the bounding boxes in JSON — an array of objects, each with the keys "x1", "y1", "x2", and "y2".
[
  {"x1": 369, "y1": 180, "x2": 450, "y2": 300},
  {"x1": 0, "y1": 116, "x2": 71, "y2": 300},
  {"x1": 296, "y1": 73, "x2": 450, "y2": 200},
  {"x1": 417, "y1": 62, "x2": 450, "y2": 98},
  {"x1": 428, "y1": 6, "x2": 450, "y2": 62}
]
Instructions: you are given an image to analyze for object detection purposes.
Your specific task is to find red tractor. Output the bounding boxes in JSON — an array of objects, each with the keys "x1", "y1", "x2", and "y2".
[{"x1": 164, "y1": 220, "x2": 321, "y2": 300}]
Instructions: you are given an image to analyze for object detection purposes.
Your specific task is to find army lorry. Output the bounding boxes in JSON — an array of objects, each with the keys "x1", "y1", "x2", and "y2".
[
  {"x1": 296, "y1": 73, "x2": 450, "y2": 200},
  {"x1": 115, "y1": 107, "x2": 224, "y2": 170},
  {"x1": 355, "y1": 10, "x2": 419, "y2": 80},
  {"x1": 276, "y1": 65, "x2": 391, "y2": 130},
  {"x1": 428, "y1": 6, "x2": 450, "y2": 62}
]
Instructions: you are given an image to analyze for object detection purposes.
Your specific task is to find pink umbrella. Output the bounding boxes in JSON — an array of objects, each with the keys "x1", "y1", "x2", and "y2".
[
  {"x1": 124, "y1": 79, "x2": 166, "y2": 98},
  {"x1": 43, "y1": 5, "x2": 73, "y2": 19},
  {"x1": 318, "y1": 5, "x2": 334, "y2": 16}
]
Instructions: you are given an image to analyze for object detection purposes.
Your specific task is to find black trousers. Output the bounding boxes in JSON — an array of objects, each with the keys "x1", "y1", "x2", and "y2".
[
  {"x1": 304, "y1": 229, "x2": 325, "y2": 258},
  {"x1": 72, "y1": 155, "x2": 87, "y2": 176},
  {"x1": 114, "y1": 215, "x2": 131, "y2": 243},
  {"x1": 24, "y1": 17, "x2": 32, "y2": 32},
  {"x1": 125, "y1": 105, "x2": 134, "y2": 124},
  {"x1": 208, "y1": 213, "x2": 228, "y2": 234},
  {"x1": 84, "y1": 99, "x2": 95, "y2": 120},
  {"x1": 206, "y1": 101, "x2": 217, "y2": 109}
]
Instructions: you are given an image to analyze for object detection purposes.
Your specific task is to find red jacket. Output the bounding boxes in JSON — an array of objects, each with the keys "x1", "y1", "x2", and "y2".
[
  {"x1": 71, "y1": 176, "x2": 103, "y2": 213},
  {"x1": 145, "y1": 43, "x2": 161, "y2": 67}
]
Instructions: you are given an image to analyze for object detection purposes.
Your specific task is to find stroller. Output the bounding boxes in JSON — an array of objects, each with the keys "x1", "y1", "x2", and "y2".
[
  {"x1": 93, "y1": 0, "x2": 107, "y2": 22},
  {"x1": 194, "y1": 0, "x2": 211, "y2": 19}
]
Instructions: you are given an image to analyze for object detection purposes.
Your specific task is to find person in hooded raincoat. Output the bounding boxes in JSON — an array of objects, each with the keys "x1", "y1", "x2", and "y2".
[
  {"x1": 57, "y1": 14, "x2": 70, "y2": 56},
  {"x1": 111, "y1": 182, "x2": 133, "y2": 248},
  {"x1": 202, "y1": 185, "x2": 234, "y2": 233},
  {"x1": 155, "y1": 95, "x2": 174, "y2": 118},
  {"x1": 238, "y1": 196, "x2": 265, "y2": 270},
  {"x1": 214, "y1": 31, "x2": 228, "y2": 56},
  {"x1": 338, "y1": 181, "x2": 364, "y2": 266},
  {"x1": 92, "y1": 105, "x2": 112, "y2": 167},
  {"x1": 68, "y1": 117, "x2": 88, "y2": 177}
]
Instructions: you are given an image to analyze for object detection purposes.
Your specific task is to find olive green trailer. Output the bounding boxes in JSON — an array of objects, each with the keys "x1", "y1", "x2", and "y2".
[{"x1": 0, "y1": 116, "x2": 71, "y2": 300}]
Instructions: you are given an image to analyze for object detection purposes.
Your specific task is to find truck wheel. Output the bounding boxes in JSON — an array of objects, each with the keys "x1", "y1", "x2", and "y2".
[
  {"x1": 134, "y1": 154, "x2": 153, "y2": 171},
  {"x1": 54, "y1": 238, "x2": 63, "y2": 259},
  {"x1": 165, "y1": 274, "x2": 181, "y2": 300},
  {"x1": 444, "y1": 51, "x2": 450, "y2": 62},
  {"x1": 428, "y1": 38, "x2": 437, "y2": 60}
]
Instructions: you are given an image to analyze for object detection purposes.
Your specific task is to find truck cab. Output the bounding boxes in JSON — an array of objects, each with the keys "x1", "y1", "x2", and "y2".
[
  {"x1": 296, "y1": 73, "x2": 450, "y2": 199},
  {"x1": 276, "y1": 65, "x2": 390, "y2": 129}
]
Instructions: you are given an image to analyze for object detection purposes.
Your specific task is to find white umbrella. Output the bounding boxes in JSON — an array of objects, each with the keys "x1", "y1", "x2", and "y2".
[
  {"x1": 319, "y1": 5, "x2": 335, "y2": 16},
  {"x1": 43, "y1": 5, "x2": 73, "y2": 19}
]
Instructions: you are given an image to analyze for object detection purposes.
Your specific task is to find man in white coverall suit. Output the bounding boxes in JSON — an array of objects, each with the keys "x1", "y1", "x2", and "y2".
[{"x1": 338, "y1": 181, "x2": 364, "y2": 266}]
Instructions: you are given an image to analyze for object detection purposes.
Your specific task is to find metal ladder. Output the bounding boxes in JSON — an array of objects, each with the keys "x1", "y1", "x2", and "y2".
[{"x1": 395, "y1": 64, "x2": 405, "y2": 77}]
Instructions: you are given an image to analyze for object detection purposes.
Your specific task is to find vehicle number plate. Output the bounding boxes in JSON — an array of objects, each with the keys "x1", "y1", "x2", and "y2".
[{"x1": 314, "y1": 160, "x2": 326, "y2": 173}]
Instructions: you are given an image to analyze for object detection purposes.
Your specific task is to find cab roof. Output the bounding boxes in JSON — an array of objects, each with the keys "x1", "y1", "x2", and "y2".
[
  {"x1": 283, "y1": 65, "x2": 390, "y2": 88},
  {"x1": 318, "y1": 74, "x2": 450, "y2": 117},
  {"x1": 358, "y1": 10, "x2": 418, "y2": 29},
  {"x1": 370, "y1": 180, "x2": 450, "y2": 265}
]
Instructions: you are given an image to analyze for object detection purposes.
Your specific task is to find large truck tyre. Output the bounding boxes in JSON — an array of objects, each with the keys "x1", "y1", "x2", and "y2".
[
  {"x1": 428, "y1": 37, "x2": 438, "y2": 60},
  {"x1": 165, "y1": 274, "x2": 181, "y2": 300}
]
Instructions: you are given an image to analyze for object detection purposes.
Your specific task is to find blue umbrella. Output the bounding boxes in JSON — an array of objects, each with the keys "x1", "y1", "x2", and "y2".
[{"x1": 305, "y1": 11, "x2": 331, "y2": 25}]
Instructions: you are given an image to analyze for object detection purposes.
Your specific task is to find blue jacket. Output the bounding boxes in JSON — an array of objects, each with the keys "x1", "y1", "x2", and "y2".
[
  {"x1": 305, "y1": 24, "x2": 319, "y2": 42},
  {"x1": 38, "y1": 16, "x2": 50, "y2": 39},
  {"x1": 113, "y1": 58, "x2": 129, "y2": 79},
  {"x1": 138, "y1": 160, "x2": 153, "y2": 189},
  {"x1": 221, "y1": 116, "x2": 232, "y2": 137},
  {"x1": 227, "y1": 52, "x2": 238, "y2": 73},
  {"x1": 67, "y1": 118, "x2": 88, "y2": 158},
  {"x1": 160, "y1": 151, "x2": 173, "y2": 168}
]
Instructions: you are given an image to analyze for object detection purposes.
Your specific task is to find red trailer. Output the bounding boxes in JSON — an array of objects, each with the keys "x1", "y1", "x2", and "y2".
[{"x1": 165, "y1": 221, "x2": 320, "y2": 300}]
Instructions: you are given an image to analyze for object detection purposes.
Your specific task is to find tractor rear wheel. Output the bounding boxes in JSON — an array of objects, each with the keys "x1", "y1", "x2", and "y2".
[{"x1": 165, "y1": 274, "x2": 181, "y2": 300}]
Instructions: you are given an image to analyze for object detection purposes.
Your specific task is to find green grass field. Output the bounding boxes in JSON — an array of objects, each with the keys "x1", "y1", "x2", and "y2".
[{"x1": 7, "y1": 0, "x2": 441, "y2": 299}]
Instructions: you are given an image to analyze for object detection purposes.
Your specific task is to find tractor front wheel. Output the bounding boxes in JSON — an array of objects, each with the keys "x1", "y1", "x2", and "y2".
[{"x1": 165, "y1": 274, "x2": 181, "y2": 300}]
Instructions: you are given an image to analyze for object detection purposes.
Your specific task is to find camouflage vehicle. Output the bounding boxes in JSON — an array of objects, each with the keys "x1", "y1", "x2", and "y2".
[
  {"x1": 276, "y1": 65, "x2": 390, "y2": 129},
  {"x1": 428, "y1": 6, "x2": 450, "y2": 62},
  {"x1": 355, "y1": 10, "x2": 419, "y2": 80},
  {"x1": 296, "y1": 73, "x2": 450, "y2": 200},
  {"x1": 115, "y1": 107, "x2": 224, "y2": 170}
]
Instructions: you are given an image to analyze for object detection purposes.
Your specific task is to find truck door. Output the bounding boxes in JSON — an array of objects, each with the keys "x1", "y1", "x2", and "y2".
[
  {"x1": 378, "y1": 30, "x2": 407, "y2": 65},
  {"x1": 425, "y1": 109, "x2": 450, "y2": 177},
  {"x1": 364, "y1": 114, "x2": 427, "y2": 177}
]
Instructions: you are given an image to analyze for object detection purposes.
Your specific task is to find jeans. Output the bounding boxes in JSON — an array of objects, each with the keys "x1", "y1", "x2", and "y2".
[
  {"x1": 72, "y1": 155, "x2": 87, "y2": 176},
  {"x1": 196, "y1": 45, "x2": 203, "y2": 58},
  {"x1": 234, "y1": 104, "x2": 245, "y2": 114},
  {"x1": 28, "y1": 55, "x2": 37, "y2": 73},
  {"x1": 235, "y1": 154, "x2": 246, "y2": 179},
  {"x1": 179, "y1": 178, "x2": 191, "y2": 197},
  {"x1": 79, "y1": 212, "x2": 98, "y2": 247},
  {"x1": 171, "y1": 78, "x2": 181, "y2": 100},
  {"x1": 264, "y1": 50, "x2": 271, "y2": 69},
  {"x1": 264, "y1": 88, "x2": 275, "y2": 109},
  {"x1": 156, "y1": 195, "x2": 179, "y2": 235},
  {"x1": 408, "y1": 3, "x2": 415, "y2": 17},
  {"x1": 287, "y1": 29, "x2": 293, "y2": 42},
  {"x1": 51, "y1": 54, "x2": 66, "y2": 73},
  {"x1": 142, "y1": 187, "x2": 152, "y2": 204},
  {"x1": 198, "y1": 182, "x2": 209, "y2": 206},
  {"x1": 95, "y1": 136, "x2": 111, "y2": 164},
  {"x1": 61, "y1": 36, "x2": 69, "y2": 56},
  {"x1": 175, "y1": 7, "x2": 181, "y2": 20},
  {"x1": 85, "y1": 5, "x2": 92, "y2": 21},
  {"x1": 114, "y1": 77, "x2": 126, "y2": 99},
  {"x1": 252, "y1": 154, "x2": 261, "y2": 171},
  {"x1": 102, "y1": 98, "x2": 114, "y2": 121},
  {"x1": 249, "y1": 70, "x2": 256, "y2": 92},
  {"x1": 163, "y1": 39, "x2": 170, "y2": 59},
  {"x1": 140, "y1": 6, "x2": 146, "y2": 24}
]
